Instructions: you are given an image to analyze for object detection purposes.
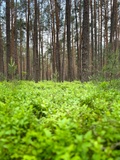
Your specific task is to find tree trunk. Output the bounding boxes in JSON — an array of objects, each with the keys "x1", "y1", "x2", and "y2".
[
  {"x1": 74, "y1": 0, "x2": 80, "y2": 80},
  {"x1": 81, "y1": 0, "x2": 89, "y2": 81},
  {"x1": 78, "y1": 0, "x2": 82, "y2": 80},
  {"x1": 26, "y1": 0, "x2": 30, "y2": 80},
  {"x1": 110, "y1": 0, "x2": 118, "y2": 51},
  {"x1": 100, "y1": 0, "x2": 103, "y2": 70},
  {"x1": 90, "y1": 0, "x2": 93, "y2": 76},
  {"x1": 20, "y1": 23, "x2": 23, "y2": 80},
  {"x1": 62, "y1": 17, "x2": 66, "y2": 81},
  {"x1": 6, "y1": 0, "x2": 11, "y2": 80},
  {"x1": 94, "y1": 0, "x2": 97, "y2": 74},
  {"x1": 34, "y1": 0, "x2": 39, "y2": 82},
  {"x1": 50, "y1": 0, "x2": 56, "y2": 79},
  {"x1": 10, "y1": 0, "x2": 15, "y2": 60},
  {"x1": 14, "y1": 0, "x2": 18, "y2": 76},
  {"x1": 66, "y1": 0, "x2": 73, "y2": 81},
  {"x1": 54, "y1": 0, "x2": 61, "y2": 81},
  {"x1": 0, "y1": 24, "x2": 4, "y2": 75}
]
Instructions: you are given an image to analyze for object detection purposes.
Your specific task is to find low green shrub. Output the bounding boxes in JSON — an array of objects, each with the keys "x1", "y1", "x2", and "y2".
[{"x1": 0, "y1": 80, "x2": 120, "y2": 159}]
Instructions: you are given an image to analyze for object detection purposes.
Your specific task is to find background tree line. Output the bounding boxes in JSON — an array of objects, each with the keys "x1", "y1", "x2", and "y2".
[{"x1": 0, "y1": 0, "x2": 120, "y2": 82}]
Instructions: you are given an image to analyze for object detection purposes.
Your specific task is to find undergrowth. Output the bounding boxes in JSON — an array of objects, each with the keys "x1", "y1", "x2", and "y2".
[{"x1": 0, "y1": 80, "x2": 120, "y2": 160}]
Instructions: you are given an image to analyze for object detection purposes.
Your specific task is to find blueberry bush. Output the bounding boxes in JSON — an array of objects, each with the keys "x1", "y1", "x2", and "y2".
[{"x1": 0, "y1": 80, "x2": 120, "y2": 160}]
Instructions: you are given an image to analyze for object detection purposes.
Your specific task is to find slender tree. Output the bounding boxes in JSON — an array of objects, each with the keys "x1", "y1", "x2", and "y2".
[
  {"x1": 94, "y1": 0, "x2": 97, "y2": 73},
  {"x1": 19, "y1": 19, "x2": 23, "y2": 80},
  {"x1": 66, "y1": 0, "x2": 73, "y2": 81},
  {"x1": 90, "y1": 0, "x2": 94, "y2": 75},
  {"x1": 74, "y1": 0, "x2": 81, "y2": 80},
  {"x1": 10, "y1": 0, "x2": 15, "y2": 60},
  {"x1": 100, "y1": 0, "x2": 103, "y2": 70},
  {"x1": 0, "y1": 24, "x2": 4, "y2": 75},
  {"x1": 34, "y1": 0, "x2": 39, "y2": 82},
  {"x1": 26, "y1": 0, "x2": 30, "y2": 80},
  {"x1": 81, "y1": 0, "x2": 89, "y2": 81},
  {"x1": 110, "y1": 0, "x2": 118, "y2": 50},
  {"x1": 6, "y1": 0, "x2": 11, "y2": 80},
  {"x1": 54, "y1": 0, "x2": 61, "y2": 81},
  {"x1": 14, "y1": 0, "x2": 18, "y2": 75},
  {"x1": 50, "y1": 0, "x2": 56, "y2": 78},
  {"x1": 61, "y1": 15, "x2": 66, "y2": 81},
  {"x1": 78, "y1": 0, "x2": 82, "y2": 80}
]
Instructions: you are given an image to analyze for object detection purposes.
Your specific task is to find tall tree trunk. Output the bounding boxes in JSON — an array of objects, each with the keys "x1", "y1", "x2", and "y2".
[
  {"x1": 38, "y1": 2, "x2": 41, "y2": 80},
  {"x1": 82, "y1": 0, "x2": 89, "y2": 81},
  {"x1": 90, "y1": 0, "x2": 94, "y2": 76},
  {"x1": 66, "y1": 0, "x2": 73, "y2": 81},
  {"x1": 103, "y1": 0, "x2": 109, "y2": 75},
  {"x1": 97, "y1": 0, "x2": 100, "y2": 70},
  {"x1": 0, "y1": 24, "x2": 4, "y2": 75},
  {"x1": 41, "y1": 30, "x2": 44, "y2": 80},
  {"x1": 6, "y1": 0, "x2": 11, "y2": 80},
  {"x1": 26, "y1": 0, "x2": 30, "y2": 80},
  {"x1": 34, "y1": 0, "x2": 39, "y2": 82},
  {"x1": 0, "y1": 3, "x2": 4, "y2": 76},
  {"x1": 10, "y1": 0, "x2": 18, "y2": 79},
  {"x1": 110, "y1": 0, "x2": 118, "y2": 51},
  {"x1": 74, "y1": 0, "x2": 80, "y2": 80},
  {"x1": 54, "y1": 0, "x2": 61, "y2": 81},
  {"x1": 62, "y1": 17, "x2": 66, "y2": 81},
  {"x1": 98, "y1": 0, "x2": 102, "y2": 71},
  {"x1": 14, "y1": 0, "x2": 18, "y2": 76},
  {"x1": 71, "y1": 22, "x2": 75, "y2": 79},
  {"x1": 78, "y1": 0, "x2": 82, "y2": 80},
  {"x1": 50, "y1": 0, "x2": 56, "y2": 77},
  {"x1": 94, "y1": 0, "x2": 97, "y2": 74},
  {"x1": 20, "y1": 22, "x2": 23, "y2": 80},
  {"x1": 104, "y1": 0, "x2": 108, "y2": 49},
  {"x1": 100, "y1": 0, "x2": 103, "y2": 71},
  {"x1": 10, "y1": 0, "x2": 15, "y2": 60}
]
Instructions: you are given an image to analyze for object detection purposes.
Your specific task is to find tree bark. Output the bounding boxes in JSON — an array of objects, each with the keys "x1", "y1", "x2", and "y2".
[
  {"x1": 34, "y1": 0, "x2": 39, "y2": 82},
  {"x1": 82, "y1": 0, "x2": 89, "y2": 81},
  {"x1": 26, "y1": 0, "x2": 30, "y2": 80},
  {"x1": 94, "y1": 0, "x2": 97, "y2": 73},
  {"x1": 0, "y1": 24, "x2": 4, "y2": 75},
  {"x1": 66, "y1": 0, "x2": 73, "y2": 81},
  {"x1": 110, "y1": 0, "x2": 118, "y2": 51},
  {"x1": 90, "y1": 0, "x2": 93, "y2": 76},
  {"x1": 74, "y1": 0, "x2": 80, "y2": 80},
  {"x1": 6, "y1": 0, "x2": 11, "y2": 80},
  {"x1": 54, "y1": 0, "x2": 61, "y2": 81}
]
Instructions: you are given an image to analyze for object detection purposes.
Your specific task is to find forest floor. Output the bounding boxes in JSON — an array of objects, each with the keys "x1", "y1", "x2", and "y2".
[{"x1": 0, "y1": 80, "x2": 120, "y2": 160}]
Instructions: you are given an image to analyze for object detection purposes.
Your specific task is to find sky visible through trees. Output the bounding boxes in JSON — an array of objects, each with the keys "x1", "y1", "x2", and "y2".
[{"x1": 0, "y1": 0, "x2": 120, "y2": 82}]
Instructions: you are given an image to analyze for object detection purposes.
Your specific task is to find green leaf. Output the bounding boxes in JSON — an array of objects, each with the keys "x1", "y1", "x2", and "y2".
[
  {"x1": 44, "y1": 128, "x2": 52, "y2": 137},
  {"x1": 84, "y1": 130, "x2": 92, "y2": 140}
]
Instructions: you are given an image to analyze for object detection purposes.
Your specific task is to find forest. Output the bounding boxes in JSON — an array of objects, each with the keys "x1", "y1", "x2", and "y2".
[
  {"x1": 0, "y1": 0, "x2": 120, "y2": 82},
  {"x1": 0, "y1": 0, "x2": 120, "y2": 160},
  {"x1": 1, "y1": 80, "x2": 120, "y2": 159}
]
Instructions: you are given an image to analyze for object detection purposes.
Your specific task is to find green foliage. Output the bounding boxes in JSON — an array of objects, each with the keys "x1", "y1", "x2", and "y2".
[
  {"x1": 102, "y1": 49, "x2": 120, "y2": 80},
  {"x1": 52, "y1": 70, "x2": 59, "y2": 82},
  {"x1": 0, "y1": 72, "x2": 6, "y2": 81},
  {"x1": 8, "y1": 58, "x2": 17, "y2": 80},
  {"x1": 0, "y1": 80, "x2": 120, "y2": 159},
  {"x1": 90, "y1": 49, "x2": 120, "y2": 82}
]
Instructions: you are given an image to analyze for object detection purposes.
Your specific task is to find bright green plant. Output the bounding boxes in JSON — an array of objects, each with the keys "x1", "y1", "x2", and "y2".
[
  {"x1": 102, "y1": 49, "x2": 120, "y2": 80},
  {"x1": 51, "y1": 70, "x2": 59, "y2": 82},
  {"x1": 0, "y1": 80, "x2": 120, "y2": 159},
  {"x1": 8, "y1": 57, "x2": 17, "y2": 80}
]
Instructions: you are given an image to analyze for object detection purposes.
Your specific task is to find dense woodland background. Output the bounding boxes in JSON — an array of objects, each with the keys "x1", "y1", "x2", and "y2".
[{"x1": 0, "y1": 0, "x2": 120, "y2": 82}]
